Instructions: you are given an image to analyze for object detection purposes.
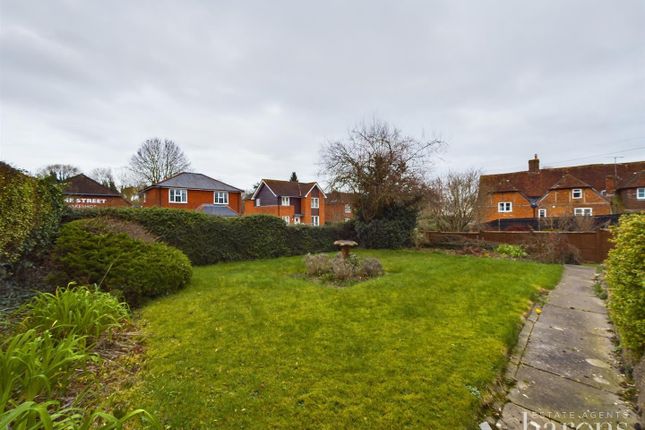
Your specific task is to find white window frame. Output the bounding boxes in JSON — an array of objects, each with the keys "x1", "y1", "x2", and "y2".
[
  {"x1": 344, "y1": 204, "x2": 351, "y2": 214},
  {"x1": 281, "y1": 215, "x2": 290, "y2": 224},
  {"x1": 311, "y1": 215, "x2": 320, "y2": 226},
  {"x1": 311, "y1": 197, "x2": 319, "y2": 209},
  {"x1": 538, "y1": 208, "x2": 547, "y2": 218},
  {"x1": 169, "y1": 188, "x2": 188, "y2": 204},
  {"x1": 255, "y1": 198, "x2": 261, "y2": 207},
  {"x1": 637, "y1": 187, "x2": 645, "y2": 200},
  {"x1": 293, "y1": 216, "x2": 301, "y2": 225},
  {"x1": 574, "y1": 207, "x2": 592, "y2": 216},
  {"x1": 281, "y1": 196, "x2": 290, "y2": 206},
  {"x1": 497, "y1": 202, "x2": 512, "y2": 213},
  {"x1": 572, "y1": 188, "x2": 582, "y2": 199},
  {"x1": 214, "y1": 191, "x2": 229, "y2": 205}
]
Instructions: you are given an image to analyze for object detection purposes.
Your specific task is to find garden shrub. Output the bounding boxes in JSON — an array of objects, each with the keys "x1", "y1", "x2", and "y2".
[
  {"x1": 355, "y1": 204, "x2": 418, "y2": 249},
  {"x1": 0, "y1": 162, "x2": 65, "y2": 275},
  {"x1": 303, "y1": 253, "x2": 383, "y2": 284},
  {"x1": 49, "y1": 218, "x2": 192, "y2": 305},
  {"x1": 330, "y1": 255, "x2": 356, "y2": 281},
  {"x1": 359, "y1": 257, "x2": 384, "y2": 277},
  {"x1": 605, "y1": 214, "x2": 645, "y2": 356},
  {"x1": 304, "y1": 254, "x2": 332, "y2": 276},
  {"x1": 523, "y1": 235, "x2": 581, "y2": 264},
  {"x1": 66, "y1": 208, "x2": 356, "y2": 265},
  {"x1": 20, "y1": 285, "x2": 130, "y2": 343},
  {"x1": 495, "y1": 244, "x2": 527, "y2": 258}
]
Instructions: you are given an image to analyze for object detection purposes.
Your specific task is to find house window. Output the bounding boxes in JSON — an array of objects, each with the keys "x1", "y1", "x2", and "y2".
[
  {"x1": 255, "y1": 198, "x2": 261, "y2": 207},
  {"x1": 311, "y1": 197, "x2": 319, "y2": 209},
  {"x1": 281, "y1": 196, "x2": 290, "y2": 206},
  {"x1": 311, "y1": 215, "x2": 319, "y2": 226},
  {"x1": 572, "y1": 189, "x2": 582, "y2": 199},
  {"x1": 281, "y1": 216, "x2": 290, "y2": 224},
  {"x1": 498, "y1": 202, "x2": 512, "y2": 213},
  {"x1": 574, "y1": 207, "x2": 592, "y2": 216},
  {"x1": 538, "y1": 208, "x2": 547, "y2": 218},
  {"x1": 637, "y1": 188, "x2": 645, "y2": 200},
  {"x1": 214, "y1": 191, "x2": 229, "y2": 205},
  {"x1": 169, "y1": 188, "x2": 187, "y2": 203},
  {"x1": 293, "y1": 217, "x2": 301, "y2": 224},
  {"x1": 143, "y1": 193, "x2": 147, "y2": 203},
  {"x1": 344, "y1": 204, "x2": 351, "y2": 213}
]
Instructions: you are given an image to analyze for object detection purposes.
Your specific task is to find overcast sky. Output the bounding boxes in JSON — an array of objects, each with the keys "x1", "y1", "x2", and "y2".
[{"x1": 1, "y1": 1, "x2": 644, "y2": 189}]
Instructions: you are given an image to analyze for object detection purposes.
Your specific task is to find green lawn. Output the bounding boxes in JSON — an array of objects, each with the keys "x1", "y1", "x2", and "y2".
[{"x1": 119, "y1": 250, "x2": 562, "y2": 429}]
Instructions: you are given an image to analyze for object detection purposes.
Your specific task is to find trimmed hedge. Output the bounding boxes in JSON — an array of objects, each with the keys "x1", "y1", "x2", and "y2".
[
  {"x1": 49, "y1": 218, "x2": 192, "y2": 305},
  {"x1": 0, "y1": 162, "x2": 64, "y2": 269},
  {"x1": 606, "y1": 214, "x2": 645, "y2": 356},
  {"x1": 65, "y1": 208, "x2": 357, "y2": 265},
  {"x1": 355, "y1": 204, "x2": 418, "y2": 249}
]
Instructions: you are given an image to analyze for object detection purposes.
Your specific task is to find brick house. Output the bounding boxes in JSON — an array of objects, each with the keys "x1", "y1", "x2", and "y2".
[
  {"x1": 479, "y1": 155, "x2": 645, "y2": 227},
  {"x1": 142, "y1": 172, "x2": 243, "y2": 216},
  {"x1": 244, "y1": 179, "x2": 326, "y2": 226},
  {"x1": 326, "y1": 191, "x2": 355, "y2": 223},
  {"x1": 63, "y1": 174, "x2": 131, "y2": 208}
]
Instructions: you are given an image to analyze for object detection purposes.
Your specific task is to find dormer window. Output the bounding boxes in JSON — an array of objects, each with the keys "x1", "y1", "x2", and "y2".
[
  {"x1": 214, "y1": 191, "x2": 229, "y2": 205},
  {"x1": 281, "y1": 196, "x2": 290, "y2": 206},
  {"x1": 572, "y1": 189, "x2": 582, "y2": 199}
]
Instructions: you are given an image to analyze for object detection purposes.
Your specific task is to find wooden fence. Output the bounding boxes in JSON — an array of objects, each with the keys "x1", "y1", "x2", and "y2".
[{"x1": 424, "y1": 230, "x2": 613, "y2": 263}]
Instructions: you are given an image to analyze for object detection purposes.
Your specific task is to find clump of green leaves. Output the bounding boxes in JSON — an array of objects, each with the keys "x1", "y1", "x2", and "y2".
[
  {"x1": 605, "y1": 214, "x2": 645, "y2": 356},
  {"x1": 20, "y1": 285, "x2": 129, "y2": 345},
  {"x1": 495, "y1": 244, "x2": 527, "y2": 258}
]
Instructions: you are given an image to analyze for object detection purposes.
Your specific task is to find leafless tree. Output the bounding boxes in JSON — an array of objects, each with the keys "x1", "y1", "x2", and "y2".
[
  {"x1": 321, "y1": 118, "x2": 442, "y2": 221},
  {"x1": 36, "y1": 164, "x2": 80, "y2": 182},
  {"x1": 89, "y1": 167, "x2": 118, "y2": 191},
  {"x1": 425, "y1": 169, "x2": 481, "y2": 231},
  {"x1": 128, "y1": 138, "x2": 191, "y2": 185}
]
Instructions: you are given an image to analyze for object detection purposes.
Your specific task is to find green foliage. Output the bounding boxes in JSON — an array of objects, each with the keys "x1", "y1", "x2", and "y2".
[
  {"x1": 122, "y1": 251, "x2": 562, "y2": 429},
  {"x1": 0, "y1": 163, "x2": 65, "y2": 270},
  {"x1": 0, "y1": 329, "x2": 89, "y2": 409},
  {"x1": 20, "y1": 285, "x2": 130, "y2": 344},
  {"x1": 49, "y1": 218, "x2": 192, "y2": 305},
  {"x1": 304, "y1": 253, "x2": 383, "y2": 283},
  {"x1": 66, "y1": 208, "x2": 356, "y2": 265},
  {"x1": 605, "y1": 214, "x2": 645, "y2": 356},
  {"x1": 495, "y1": 244, "x2": 527, "y2": 258},
  {"x1": 355, "y1": 204, "x2": 418, "y2": 248}
]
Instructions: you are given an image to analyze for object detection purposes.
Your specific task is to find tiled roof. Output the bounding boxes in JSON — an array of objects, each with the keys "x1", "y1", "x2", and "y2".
[
  {"x1": 327, "y1": 191, "x2": 355, "y2": 204},
  {"x1": 196, "y1": 204, "x2": 238, "y2": 217},
  {"x1": 549, "y1": 173, "x2": 591, "y2": 190},
  {"x1": 480, "y1": 161, "x2": 645, "y2": 197},
  {"x1": 63, "y1": 174, "x2": 123, "y2": 197},
  {"x1": 619, "y1": 171, "x2": 645, "y2": 189},
  {"x1": 146, "y1": 172, "x2": 242, "y2": 192},
  {"x1": 260, "y1": 179, "x2": 321, "y2": 197}
]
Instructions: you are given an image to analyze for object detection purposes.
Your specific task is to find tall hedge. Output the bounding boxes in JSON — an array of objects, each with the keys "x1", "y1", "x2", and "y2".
[
  {"x1": 0, "y1": 162, "x2": 65, "y2": 270},
  {"x1": 65, "y1": 208, "x2": 357, "y2": 265},
  {"x1": 606, "y1": 214, "x2": 645, "y2": 357}
]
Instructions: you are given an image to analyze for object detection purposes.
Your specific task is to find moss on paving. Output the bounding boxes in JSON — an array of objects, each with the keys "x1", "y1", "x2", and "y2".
[{"x1": 120, "y1": 250, "x2": 562, "y2": 429}]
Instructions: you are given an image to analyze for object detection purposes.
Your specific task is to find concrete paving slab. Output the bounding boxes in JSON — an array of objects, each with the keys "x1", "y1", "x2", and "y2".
[
  {"x1": 509, "y1": 365, "x2": 638, "y2": 427},
  {"x1": 537, "y1": 303, "x2": 613, "y2": 338},
  {"x1": 498, "y1": 402, "x2": 571, "y2": 429},
  {"x1": 547, "y1": 289, "x2": 607, "y2": 314}
]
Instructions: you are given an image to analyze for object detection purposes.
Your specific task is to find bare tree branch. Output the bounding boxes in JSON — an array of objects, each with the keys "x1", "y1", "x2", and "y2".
[{"x1": 128, "y1": 138, "x2": 191, "y2": 184}]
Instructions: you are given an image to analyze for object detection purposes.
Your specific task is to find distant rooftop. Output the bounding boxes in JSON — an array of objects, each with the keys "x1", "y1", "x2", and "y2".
[{"x1": 145, "y1": 172, "x2": 242, "y2": 192}]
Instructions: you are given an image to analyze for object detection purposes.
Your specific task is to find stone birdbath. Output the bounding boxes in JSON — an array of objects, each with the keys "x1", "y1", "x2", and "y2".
[{"x1": 334, "y1": 240, "x2": 358, "y2": 260}]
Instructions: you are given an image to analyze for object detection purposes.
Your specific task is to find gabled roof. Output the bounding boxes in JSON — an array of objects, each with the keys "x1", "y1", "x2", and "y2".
[
  {"x1": 144, "y1": 172, "x2": 242, "y2": 192},
  {"x1": 618, "y1": 171, "x2": 645, "y2": 189},
  {"x1": 480, "y1": 161, "x2": 645, "y2": 197},
  {"x1": 327, "y1": 191, "x2": 355, "y2": 204},
  {"x1": 549, "y1": 174, "x2": 591, "y2": 190},
  {"x1": 251, "y1": 179, "x2": 327, "y2": 199},
  {"x1": 63, "y1": 174, "x2": 123, "y2": 197}
]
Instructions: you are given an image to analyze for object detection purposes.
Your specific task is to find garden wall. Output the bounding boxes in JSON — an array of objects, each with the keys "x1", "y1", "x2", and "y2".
[{"x1": 425, "y1": 230, "x2": 613, "y2": 263}]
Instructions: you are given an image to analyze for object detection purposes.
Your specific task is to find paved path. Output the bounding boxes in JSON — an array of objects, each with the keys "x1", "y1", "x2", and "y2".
[{"x1": 496, "y1": 265, "x2": 640, "y2": 429}]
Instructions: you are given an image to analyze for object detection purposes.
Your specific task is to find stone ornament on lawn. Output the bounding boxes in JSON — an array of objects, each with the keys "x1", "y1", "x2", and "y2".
[{"x1": 333, "y1": 240, "x2": 358, "y2": 259}]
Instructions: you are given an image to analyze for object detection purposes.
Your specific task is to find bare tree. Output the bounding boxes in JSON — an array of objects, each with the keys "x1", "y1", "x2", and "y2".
[
  {"x1": 321, "y1": 119, "x2": 441, "y2": 222},
  {"x1": 128, "y1": 138, "x2": 191, "y2": 184},
  {"x1": 425, "y1": 169, "x2": 480, "y2": 231},
  {"x1": 36, "y1": 164, "x2": 80, "y2": 182},
  {"x1": 89, "y1": 167, "x2": 118, "y2": 191}
]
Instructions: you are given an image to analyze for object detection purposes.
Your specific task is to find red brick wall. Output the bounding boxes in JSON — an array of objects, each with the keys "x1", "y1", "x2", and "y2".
[
  {"x1": 143, "y1": 188, "x2": 242, "y2": 213},
  {"x1": 481, "y1": 192, "x2": 534, "y2": 222},
  {"x1": 539, "y1": 188, "x2": 611, "y2": 218},
  {"x1": 619, "y1": 188, "x2": 645, "y2": 212}
]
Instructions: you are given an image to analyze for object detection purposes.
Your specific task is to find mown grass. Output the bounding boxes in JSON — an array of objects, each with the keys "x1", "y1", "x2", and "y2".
[{"x1": 121, "y1": 250, "x2": 562, "y2": 429}]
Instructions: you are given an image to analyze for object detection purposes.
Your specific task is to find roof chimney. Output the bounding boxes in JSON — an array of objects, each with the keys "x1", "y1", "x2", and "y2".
[
  {"x1": 605, "y1": 175, "x2": 616, "y2": 194},
  {"x1": 528, "y1": 154, "x2": 540, "y2": 173}
]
